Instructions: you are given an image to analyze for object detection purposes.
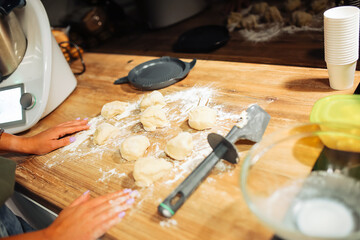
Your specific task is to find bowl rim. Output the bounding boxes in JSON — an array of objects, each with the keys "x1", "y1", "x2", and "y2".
[{"x1": 240, "y1": 122, "x2": 360, "y2": 240}]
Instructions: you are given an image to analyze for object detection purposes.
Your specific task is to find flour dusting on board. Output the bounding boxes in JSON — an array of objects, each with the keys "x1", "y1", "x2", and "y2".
[
  {"x1": 97, "y1": 168, "x2": 127, "y2": 183},
  {"x1": 160, "y1": 219, "x2": 178, "y2": 228},
  {"x1": 45, "y1": 85, "x2": 271, "y2": 181},
  {"x1": 43, "y1": 86, "x2": 272, "y2": 227}
]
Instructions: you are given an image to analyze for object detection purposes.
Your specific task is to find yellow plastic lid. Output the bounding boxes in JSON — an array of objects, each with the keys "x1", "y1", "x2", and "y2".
[{"x1": 310, "y1": 95, "x2": 360, "y2": 125}]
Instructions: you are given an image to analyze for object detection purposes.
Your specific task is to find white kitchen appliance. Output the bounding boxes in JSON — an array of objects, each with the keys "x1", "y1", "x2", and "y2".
[{"x1": 0, "y1": 0, "x2": 77, "y2": 134}]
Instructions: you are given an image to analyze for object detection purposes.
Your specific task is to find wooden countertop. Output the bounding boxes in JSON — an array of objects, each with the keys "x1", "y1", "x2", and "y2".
[{"x1": 6, "y1": 53, "x2": 360, "y2": 240}]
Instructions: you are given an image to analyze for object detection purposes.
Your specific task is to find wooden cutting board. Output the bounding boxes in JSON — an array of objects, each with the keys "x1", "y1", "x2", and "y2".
[{"x1": 7, "y1": 53, "x2": 359, "y2": 240}]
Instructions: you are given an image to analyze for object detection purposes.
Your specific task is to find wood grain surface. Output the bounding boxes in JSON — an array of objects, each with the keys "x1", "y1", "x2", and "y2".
[{"x1": 5, "y1": 53, "x2": 360, "y2": 240}]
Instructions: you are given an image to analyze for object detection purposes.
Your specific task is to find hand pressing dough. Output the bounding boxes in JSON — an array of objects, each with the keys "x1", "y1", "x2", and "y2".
[
  {"x1": 133, "y1": 156, "x2": 172, "y2": 187},
  {"x1": 188, "y1": 106, "x2": 216, "y2": 130},
  {"x1": 140, "y1": 106, "x2": 168, "y2": 131},
  {"x1": 140, "y1": 91, "x2": 166, "y2": 111},
  {"x1": 165, "y1": 132, "x2": 193, "y2": 160},
  {"x1": 101, "y1": 101, "x2": 128, "y2": 119},
  {"x1": 93, "y1": 123, "x2": 118, "y2": 145},
  {"x1": 120, "y1": 135, "x2": 150, "y2": 161}
]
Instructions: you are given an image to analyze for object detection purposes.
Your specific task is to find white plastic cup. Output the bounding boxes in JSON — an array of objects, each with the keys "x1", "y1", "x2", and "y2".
[
  {"x1": 326, "y1": 61, "x2": 357, "y2": 90},
  {"x1": 324, "y1": 6, "x2": 359, "y2": 65},
  {"x1": 324, "y1": 6, "x2": 359, "y2": 20}
]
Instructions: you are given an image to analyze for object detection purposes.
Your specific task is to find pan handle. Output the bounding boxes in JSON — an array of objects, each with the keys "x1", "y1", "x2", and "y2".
[
  {"x1": 113, "y1": 76, "x2": 129, "y2": 85},
  {"x1": 177, "y1": 59, "x2": 197, "y2": 79},
  {"x1": 189, "y1": 59, "x2": 197, "y2": 70}
]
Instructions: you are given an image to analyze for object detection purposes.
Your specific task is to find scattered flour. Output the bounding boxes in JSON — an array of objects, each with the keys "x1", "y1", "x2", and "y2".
[
  {"x1": 239, "y1": 23, "x2": 323, "y2": 43},
  {"x1": 46, "y1": 86, "x2": 271, "y2": 178},
  {"x1": 236, "y1": 109, "x2": 249, "y2": 128},
  {"x1": 160, "y1": 219, "x2": 178, "y2": 228},
  {"x1": 97, "y1": 168, "x2": 126, "y2": 183},
  {"x1": 42, "y1": 86, "x2": 272, "y2": 227}
]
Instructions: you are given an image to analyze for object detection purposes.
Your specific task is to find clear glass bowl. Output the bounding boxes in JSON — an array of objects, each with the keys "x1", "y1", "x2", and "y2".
[{"x1": 240, "y1": 122, "x2": 360, "y2": 240}]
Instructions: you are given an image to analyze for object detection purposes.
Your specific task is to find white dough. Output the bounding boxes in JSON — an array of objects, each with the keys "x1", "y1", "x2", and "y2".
[
  {"x1": 165, "y1": 132, "x2": 193, "y2": 160},
  {"x1": 140, "y1": 106, "x2": 168, "y2": 131},
  {"x1": 188, "y1": 106, "x2": 217, "y2": 130},
  {"x1": 93, "y1": 123, "x2": 118, "y2": 145},
  {"x1": 133, "y1": 156, "x2": 172, "y2": 187},
  {"x1": 101, "y1": 101, "x2": 128, "y2": 119},
  {"x1": 140, "y1": 91, "x2": 166, "y2": 111},
  {"x1": 120, "y1": 135, "x2": 150, "y2": 161}
]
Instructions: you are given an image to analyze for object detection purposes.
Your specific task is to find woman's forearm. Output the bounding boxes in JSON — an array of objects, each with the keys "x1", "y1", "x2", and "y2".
[
  {"x1": 2, "y1": 230, "x2": 48, "y2": 240},
  {"x1": 0, "y1": 133, "x2": 28, "y2": 153}
]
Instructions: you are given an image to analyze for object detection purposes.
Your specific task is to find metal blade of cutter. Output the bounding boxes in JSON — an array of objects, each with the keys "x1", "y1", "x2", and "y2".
[{"x1": 158, "y1": 104, "x2": 271, "y2": 218}]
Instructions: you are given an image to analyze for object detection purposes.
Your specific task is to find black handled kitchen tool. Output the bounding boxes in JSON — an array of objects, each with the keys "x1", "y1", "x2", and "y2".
[
  {"x1": 114, "y1": 56, "x2": 196, "y2": 90},
  {"x1": 158, "y1": 104, "x2": 271, "y2": 218}
]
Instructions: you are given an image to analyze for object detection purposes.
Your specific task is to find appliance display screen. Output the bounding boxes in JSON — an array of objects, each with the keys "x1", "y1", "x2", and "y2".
[{"x1": 0, "y1": 83, "x2": 25, "y2": 128}]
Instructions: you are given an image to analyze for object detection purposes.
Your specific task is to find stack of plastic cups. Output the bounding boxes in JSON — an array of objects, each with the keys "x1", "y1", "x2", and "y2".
[{"x1": 324, "y1": 6, "x2": 359, "y2": 90}]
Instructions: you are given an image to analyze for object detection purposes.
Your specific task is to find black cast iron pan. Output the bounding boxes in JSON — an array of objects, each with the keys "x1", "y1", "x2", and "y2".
[{"x1": 114, "y1": 56, "x2": 196, "y2": 90}]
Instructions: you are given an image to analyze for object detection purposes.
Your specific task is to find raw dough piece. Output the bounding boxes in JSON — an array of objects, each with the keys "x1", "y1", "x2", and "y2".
[
  {"x1": 101, "y1": 101, "x2": 128, "y2": 119},
  {"x1": 240, "y1": 15, "x2": 258, "y2": 30},
  {"x1": 188, "y1": 106, "x2": 217, "y2": 130},
  {"x1": 311, "y1": 0, "x2": 328, "y2": 14},
  {"x1": 140, "y1": 91, "x2": 166, "y2": 111},
  {"x1": 93, "y1": 123, "x2": 118, "y2": 145},
  {"x1": 165, "y1": 132, "x2": 193, "y2": 160},
  {"x1": 227, "y1": 12, "x2": 243, "y2": 31},
  {"x1": 120, "y1": 135, "x2": 150, "y2": 161},
  {"x1": 264, "y1": 6, "x2": 283, "y2": 23},
  {"x1": 251, "y1": 2, "x2": 268, "y2": 15},
  {"x1": 284, "y1": 0, "x2": 301, "y2": 12},
  {"x1": 140, "y1": 106, "x2": 168, "y2": 131},
  {"x1": 291, "y1": 11, "x2": 313, "y2": 27},
  {"x1": 133, "y1": 156, "x2": 172, "y2": 187}
]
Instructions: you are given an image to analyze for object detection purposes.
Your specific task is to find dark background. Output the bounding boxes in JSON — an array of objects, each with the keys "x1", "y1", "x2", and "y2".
[{"x1": 40, "y1": 0, "x2": 349, "y2": 69}]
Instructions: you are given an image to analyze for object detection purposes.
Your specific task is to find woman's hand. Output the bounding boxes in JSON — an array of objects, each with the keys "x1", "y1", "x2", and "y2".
[
  {"x1": 42, "y1": 190, "x2": 136, "y2": 240},
  {"x1": 23, "y1": 119, "x2": 90, "y2": 155},
  {"x1": 4, "y1": 189, "x2": 137, "y2": 240}
]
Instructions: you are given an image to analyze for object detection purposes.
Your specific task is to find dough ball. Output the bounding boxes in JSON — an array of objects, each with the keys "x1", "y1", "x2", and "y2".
[
  {"x1": 140, "y1": 91, "x2": 166, "y2": 111},
  {"x1": 284, "y1": 0, "x2": 301, "y2": 12},
  {"x1": 93, "y1": 123, "x2": 118, "y2": 145},
  {"x1": 240, "y1": 14, "x2": 258, "y2": 30},
  {"x1": 101, "y1": 101, "x2": 128, "y2": 119},
  {"x1": 251, "y1": 2, "x2": 268, "y2": 15},
  {"x1": 140, "y1": 106, "x2": 168, "y2": 131},
  {"x1": 165, "y1": 132, "x2": 193, "y2": 160},
  {"x1": 264, "y1": 6, "x2": 283, "y2": 23},
  {"x1": 120, "y1": 135, "x2": 150, "y2": 161},
  {"x1": 291, "y1": 11, "x2": 313, "y2": 27},
  {"x1": 311, "y1": 0, "x2": 328, "y2": 13},
  {"x1": 133, "y1": 156, "x2": 172, "y2": 187},
  {"x1": 227, "y1": 12, "x2": 243, "y2": 31},
  {"x1": 188, "y1": 106, "x2": 217, "y2": 130}
]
